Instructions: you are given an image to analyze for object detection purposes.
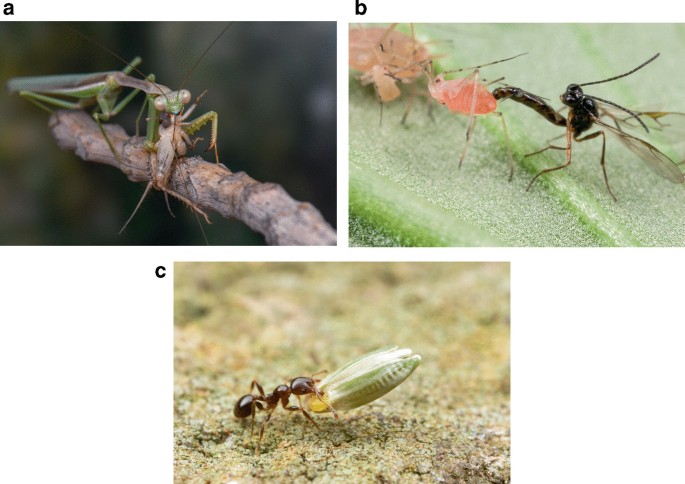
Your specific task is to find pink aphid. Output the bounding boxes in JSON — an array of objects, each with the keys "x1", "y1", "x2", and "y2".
[
  {"x1": 425, "y1": 53, "x2": 526, "y2": 180},
  {"x1": 429, "y1": 74, "x2": 497, "y2": 115}
]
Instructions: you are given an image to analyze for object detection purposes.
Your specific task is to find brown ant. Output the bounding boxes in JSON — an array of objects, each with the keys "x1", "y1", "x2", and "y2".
[{"x1": 233, "y1": 376, "x2": 338, "y2": 456}]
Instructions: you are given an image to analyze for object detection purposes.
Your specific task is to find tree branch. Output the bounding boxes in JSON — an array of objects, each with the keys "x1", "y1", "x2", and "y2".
[{"x1": 48, "y1": 110, "x2": 337, "y2": 246}]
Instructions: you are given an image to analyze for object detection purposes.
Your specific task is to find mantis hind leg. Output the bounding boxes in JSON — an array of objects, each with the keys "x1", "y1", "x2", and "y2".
[
  {"x1": 18, "y1": 91, "x2": 87, "y2": 114},
  {"x1": 92, "y1": 84, "x2": 143, "y2": 166}
]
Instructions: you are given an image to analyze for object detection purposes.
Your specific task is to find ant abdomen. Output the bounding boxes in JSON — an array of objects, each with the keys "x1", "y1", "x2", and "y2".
[{"x1": 233, "y1": 394, "x2": 258, "y2": 419}]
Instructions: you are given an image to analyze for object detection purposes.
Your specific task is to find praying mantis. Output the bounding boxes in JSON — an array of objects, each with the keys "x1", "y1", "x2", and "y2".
[
  {"x1": 7, "y1": 24, "x2": 229, "y2": 237},
  {"x1": 2, "y1": 22, "x2": 337, "y2": 245}
]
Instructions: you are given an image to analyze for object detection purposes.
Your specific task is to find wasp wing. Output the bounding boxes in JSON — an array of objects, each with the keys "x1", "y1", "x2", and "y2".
[
  {"x1": 598, "y1": 105, "x2": 685, "y2": 147},
  {"x1": 593, "y1": 116, "x2": 684, "y2": 183}
]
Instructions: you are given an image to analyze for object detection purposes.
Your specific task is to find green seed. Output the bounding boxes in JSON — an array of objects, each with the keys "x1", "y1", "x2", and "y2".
[{"x1": 305, "y1": 346, "x2": 421, "y2": 412}]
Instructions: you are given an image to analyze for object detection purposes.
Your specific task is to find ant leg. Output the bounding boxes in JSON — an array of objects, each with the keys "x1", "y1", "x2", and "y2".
[
  {"x1": 249, "y1": 400, "x2": 265, "y2": 437},
  {"x1": 458, "y1": 69, "x2": 481, "y2": 169},
  {"x1": 250, "y1": 380, "x2": 267, "y2": 398},
  {"x1": 250, "y1": 400, "x2": 257, "y2": 437},
  {"x1": 574, "y1": 130, "x2": 616, "y2": 201},
  {"x1": 492, "y1": 111, "x2": 514, "y2": 181},
  {"x1": 256, "y1": 410, "x2": 275, "y2": 457},
  {"x1": 285, "y1": 403, "x2": 321, "y2": 430}
]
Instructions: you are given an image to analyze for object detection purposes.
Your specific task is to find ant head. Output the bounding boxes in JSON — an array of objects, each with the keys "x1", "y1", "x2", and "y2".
[
  {"x1": 290, "y1": 377, "x2": 318, "y2": 396},
  {"x1": 561, "y1": 84, "x2": 584, "y2": 108},
  {"x1": 234, "y1": 394, "x2": 257, "y2": 418}
]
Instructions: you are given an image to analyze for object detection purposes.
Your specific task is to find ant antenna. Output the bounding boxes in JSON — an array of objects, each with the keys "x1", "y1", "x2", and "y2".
[{"x1": 579, "y1": 53, "x2": 660, "y2": 87}]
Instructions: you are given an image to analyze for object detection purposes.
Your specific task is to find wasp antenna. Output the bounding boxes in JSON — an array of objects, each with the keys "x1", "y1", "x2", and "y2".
[
  {"x1": 580, "y1": 53, "x2": 660, "y2": 87},
  {"x1": 588, "y1": 94, "x2": 649, "y2": 133}
]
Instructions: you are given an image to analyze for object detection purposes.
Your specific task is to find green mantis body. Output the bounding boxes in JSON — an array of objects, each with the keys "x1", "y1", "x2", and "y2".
[
  {"x1": 7, "y1": 49, "x2": 221, "y2": 232},
  {"x1": 7, "y1": 59, "x2": 158, "y2": 157}
]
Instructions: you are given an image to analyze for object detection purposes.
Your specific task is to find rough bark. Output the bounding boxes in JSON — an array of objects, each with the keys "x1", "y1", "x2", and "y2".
[{"x1": 49, "y1": 110, "x2": 337, "y2": 246}]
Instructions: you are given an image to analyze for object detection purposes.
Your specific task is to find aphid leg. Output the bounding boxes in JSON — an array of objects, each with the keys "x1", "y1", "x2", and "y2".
[
  {"x1": 401, "y1": 83, "x2": 417, "y2": 125},
  {"x1": 458, "y1": 69, "x2": 481, "y2": 169},
  {"x1": 491, "y1": 111, "x2": 514, "y2": 181}
]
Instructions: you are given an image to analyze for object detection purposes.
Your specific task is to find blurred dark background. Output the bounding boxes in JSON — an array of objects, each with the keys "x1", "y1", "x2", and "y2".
[{"x1": 0, "y1": 22, "x2": 337, "y2": 245}]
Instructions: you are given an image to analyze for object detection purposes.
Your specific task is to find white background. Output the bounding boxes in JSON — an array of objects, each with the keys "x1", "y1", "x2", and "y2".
[{"x1": 2, "y1": 1, "x2": 685, "y2": 482}]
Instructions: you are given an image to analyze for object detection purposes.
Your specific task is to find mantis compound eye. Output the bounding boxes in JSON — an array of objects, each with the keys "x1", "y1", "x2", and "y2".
[
  {"x1": 179, "y1": 89, "x2": 192, "y2": 105},
  {"x1": 154, "y1": 96, "x2": 168, "y2": 112}
]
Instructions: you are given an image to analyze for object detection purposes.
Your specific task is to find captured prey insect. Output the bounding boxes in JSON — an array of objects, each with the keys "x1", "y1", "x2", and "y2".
[
  {"x1": 424, "y1": 53, "x2": 527, "y2": 180},
  {"x1": 493, "y1": 53, "x2": 685, "y2": 200},
  {"x1": 234, "y1": 346, "x2": 421, "y2": 456}
]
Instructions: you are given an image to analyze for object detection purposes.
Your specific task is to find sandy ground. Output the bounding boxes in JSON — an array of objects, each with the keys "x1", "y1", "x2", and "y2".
[{"x1": 174, "y1": 262, "x2": 510, "y2": 482}]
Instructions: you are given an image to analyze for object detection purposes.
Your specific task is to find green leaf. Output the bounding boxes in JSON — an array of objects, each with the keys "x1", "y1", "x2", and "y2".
[{"x1": 349, "y1": 24, "x2": 685, "y2": 246}]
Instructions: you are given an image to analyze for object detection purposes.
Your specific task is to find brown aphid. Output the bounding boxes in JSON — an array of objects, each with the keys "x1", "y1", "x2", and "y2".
[
  {"x1": 233, "y1": 376, "x2": 338, "y2": 456},
  {"x1": 349, "y1": 24, "x2": 430, "y2": 103}
]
